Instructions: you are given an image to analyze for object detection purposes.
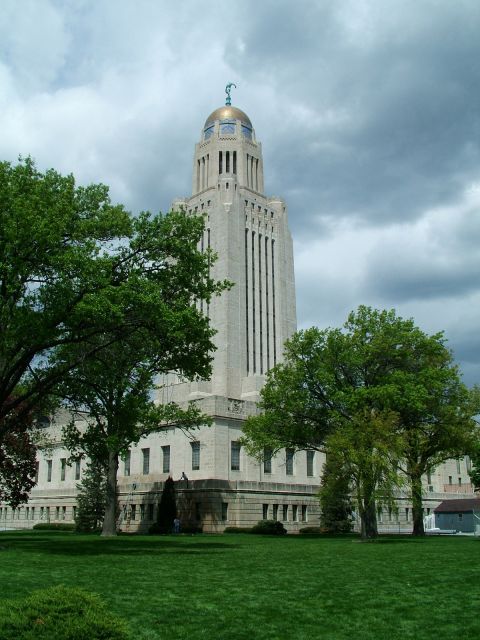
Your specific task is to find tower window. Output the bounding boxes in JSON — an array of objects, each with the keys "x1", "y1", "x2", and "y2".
[
  {"x1": 233, "y1": 151, "x2": 237, "y2": 174},
  {"x1": 231, "y1": 441, "x2": 241, "y2": 471},
  {"x1": 307, "y1": 450, "x2": 315, "y2": 477},
  {"x1": 226, "y1": 151, "x2": 230, "y2": 173},
  {"x1": 191, "y1": 441, "x2": 200, "y2": 470},
  {"x1": 286, "y1": 449, "x2": 294, "y2": 475},
  {"x1": 219, "y1": 151, "x2": 223, "y2": 174}
]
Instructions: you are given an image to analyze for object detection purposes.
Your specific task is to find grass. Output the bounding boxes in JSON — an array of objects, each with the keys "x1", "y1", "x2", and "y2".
[{"x1": 0, "y1": 531, "x2": 479, "y2": 640}]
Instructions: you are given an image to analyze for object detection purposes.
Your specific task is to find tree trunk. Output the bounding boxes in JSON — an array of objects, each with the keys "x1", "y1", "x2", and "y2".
[
  {"x1": 411, "y1": 472, "x2": 425, "y2": 536},
  {"x1": 358, "y1": 478, "x2": 378, "y2": 540},
  {"x1": 360, "y1": 499, "x2": 378, "y2": 539},
  {"x1": 101, "y1": 450, "x2": 118, "y2": 537}
]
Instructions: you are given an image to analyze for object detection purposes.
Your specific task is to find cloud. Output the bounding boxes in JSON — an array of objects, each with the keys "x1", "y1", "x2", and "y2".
[{"x1": 1, "y1": 0, "x2": 479, "y2": 384}]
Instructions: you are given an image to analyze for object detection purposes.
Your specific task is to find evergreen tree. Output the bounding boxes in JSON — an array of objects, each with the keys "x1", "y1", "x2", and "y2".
[
  {"x1": 75, "y1": 460, "x2": 107, "y2": 532},
  {"x1": 318, "y1": 451, "x2": 354, "y2": 533},
  {"x1": 155, "y1": 476, "x2": 177, "y2": 534}
]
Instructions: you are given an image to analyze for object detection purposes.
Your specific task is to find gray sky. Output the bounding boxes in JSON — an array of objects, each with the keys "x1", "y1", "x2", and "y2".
[{"x1": 1, "y1": 0, "x2": 480, "y2": 385}]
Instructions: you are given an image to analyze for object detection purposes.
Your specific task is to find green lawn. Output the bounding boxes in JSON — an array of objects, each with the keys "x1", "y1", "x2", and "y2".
[{"x1": 0, "y1": 531, "x2": 479, "y2": 640}]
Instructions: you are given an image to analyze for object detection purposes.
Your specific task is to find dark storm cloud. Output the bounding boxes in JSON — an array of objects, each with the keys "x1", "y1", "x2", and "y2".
[
  {"x1": 1, "y1": 0, "x2": 479, "y2": 384},
  {"x1": 227, "y1": 0, "x2": 480, "y2": 234}
]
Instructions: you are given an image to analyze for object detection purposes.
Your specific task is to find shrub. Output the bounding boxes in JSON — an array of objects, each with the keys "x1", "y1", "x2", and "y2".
[
  {"x1": 32, "y1": 523, "x2": 75, "y2": 532},
  {"x1": 299, "y1": 527, "x2": 324, "y2": 535},
  {"x1": 0, "y1": 585, "x2": 129, "y2": 639},
  {"x1": 251, "y1": 520, "x2": 287, "y2": 535},
  {"x1": 223, "y1": 526, "x2": 253, "y2": 534}
]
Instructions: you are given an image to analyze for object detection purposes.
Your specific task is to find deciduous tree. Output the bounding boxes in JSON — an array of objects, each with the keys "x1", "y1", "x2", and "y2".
[{"x1": 243, "y1": 307, "x2": 478, "y2": 538}]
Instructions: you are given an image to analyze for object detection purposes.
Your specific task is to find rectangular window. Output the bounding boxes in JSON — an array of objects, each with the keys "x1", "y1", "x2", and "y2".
[
  {"x1": 142, "y1": 448, "x2": 150, "y2": 475},
  {"x1": 130, "y1": 505, "x2": 136, "y2": 521},
  {"x1": 26, "y1": 507, "x2": 29, "y2": 520},
  {"x1": 262, "y1": 504, "x2": 269, "y2": 520},
  {"x1": 301, "y1": 505, "x2": 307, "y2": 522},
  {"x1": 282, "y1": 505, "x2": 288, "y2": 521},
  {"x1": 55, "y1": 506, "x2": 60, "y2": 520},
  {"x1": 286, "y1": 449, "x2": 294, "y2": 476},
  {"x1": 427, "y1": 470, "x2": 432, "y2": 484},
  {"x1": 273, "y1": 504, "x2": 279, "y2": 521},
  {"x1": 60, "y1": 458, "x2": 66, "y2": 481},
  {"x1": 458, "y1": 477, "x2": 462, "y2": 485},
  {"x1": 47, "y1": 460, "x2": 52, "y2": 482},
  {"x1": 456, "y1": 459, "x2": 461, "y2": 474},
  {"x1": 148, "y1": 504, "x2": 154, "y2": 521},
  {"x1": 263, "y1": 447, "x2": 272, "y2": 474},
  {"x1": 124, "y1": 451, "x2": 131, "y2": 477},
  {"x1": 377, "y1": 508, "x2": 383, "y2": 523},
  {"x1": 40, "y1": 506, "x2": 44, "y2": 519},
  {"x1": 231, "y1": 441, "x2": 241, "y2": 471},
  {"x1": 62, "y1": 506, "x2": 66, "y2": 520},
  {"x1": 35, "y1": 461, "x2": 39, "y2": 483},
  {"x1": 306, "y1": 450, "x2": 315, "y2": 477},
  {"x1": 162, "y1": 445, "x2": 170, "y2": 473},
  {"x1": 292, "y1": 505, "x2": 298, "y2": 521},
  {"x1": 448, "y1": 475, "x2": 452, "y2": 485},
  {"x1": 221, "y1": 502, "x2": 228, "y2": 522},
  {"x1": 140, "y1": 504, "x2": 145, "y2": 520},
  {"x1": 75, "y1": 460, "x2": 81, "y2": 481},
  {"x1": 31, "y1": 506, "x2": 35, "y2": 520},
  {"x1": 73, "y1": 506, "x2": 76, "y2": 520},
  {"x1": 191, "y1": 442, "x2": 200, "y2": 470},
  {"x1": 405, "y1": 507, "x2": 410, "y2": 522}
]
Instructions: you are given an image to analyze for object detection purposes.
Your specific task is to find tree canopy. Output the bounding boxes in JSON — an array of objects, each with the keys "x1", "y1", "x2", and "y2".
[
  {"x1": 0, "y1": 157, "x2": 226, "y2": 434},
  {"x1": 243, "y1": 306, "x2": 479, "y2": 538}
]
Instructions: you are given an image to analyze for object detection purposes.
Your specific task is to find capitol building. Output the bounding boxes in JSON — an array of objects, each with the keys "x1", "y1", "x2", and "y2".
[{"x1": 0, "y1": 95, "x2": 475, "y2": 532}]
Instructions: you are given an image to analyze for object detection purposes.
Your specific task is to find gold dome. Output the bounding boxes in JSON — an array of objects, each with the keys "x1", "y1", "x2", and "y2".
[{"x1": 204, "y1": 106, "x2": 252, "y2": 129}]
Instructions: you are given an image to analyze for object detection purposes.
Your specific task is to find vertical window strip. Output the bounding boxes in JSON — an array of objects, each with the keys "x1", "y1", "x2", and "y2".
[
  {"x1": 206, "y1": 154, "x2": 209, "y2": 187},
  {"x1": 197, "y1": 159, "x2": 200, "y2": 192},
  {"x1": 265, "y1": 236, "x2": 270, "y2": 369},
  {"x1": 219, "y1": 150, "x2": 223, "y2": 174},
  {"x1": 207, "y1": 228, "x2": 211, "y2": 318},
  {"x1": 226, "y1": 151, "x2": 230, "y2": 173},
  {"x1": 259, "y1": 233, "x2": 263, "y2": 375},
  {"x1": 246, "y1": 153, "x2": 249, "y2": 186},
  {"x1": 255, "y1": 159, "x2": 259, "y2": 191},
  {"x1": 252, "y1": 230, "x2": 256, "y2": 373},
  {"x1": 245, "y1": 229, "x2": 249, "y2": 374},
  {"x1": 233, "y1": 150, "x2": 237, "y2": 174},
  {"x1": 272, "y1": 239, "x2": 277, "y2": 365}
]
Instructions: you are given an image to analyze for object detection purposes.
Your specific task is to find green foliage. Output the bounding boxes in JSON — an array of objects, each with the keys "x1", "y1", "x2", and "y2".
[
  {"x1": 469, "y1": 443, "x2": 480, "y2": 491},
  {"x1": 223, "y1": 526, "x2": 253, "y2": 534},
  {"x1": 243, "y1": 306, "x2": 478, "y2": 539},
  {"x1": 151, "y1": 476, "x2": 177, "y2": 534},
  {"x1": 75, "y1": 461, "x2": 107, "y2": 533},
  {"x1": 0, "y1": 585, "x2": 128, "y2": 639},
  {"x1": 298, "y1": 527, "x2": 325, "y2": 534},
  {"x1": 1, "y1": 532, "x2": 480, "y2": 640},
  {"x1": 251, "y1": 520, "x2": 287, "y2": 535},
  {"x1": 0, "y1": 397, "x2": 37, "y2": 507},
  {"x1": 32, "y1": 523, "x2": 75, "y2": 531},
  {"x1": 318, "y1": 452, "x2": 354, "y2": 533}
]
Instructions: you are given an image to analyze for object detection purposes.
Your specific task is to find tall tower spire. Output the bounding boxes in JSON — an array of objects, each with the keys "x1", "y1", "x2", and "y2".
[{"x1": 170, "y1": 98, "x2": 296, "y2": 402}]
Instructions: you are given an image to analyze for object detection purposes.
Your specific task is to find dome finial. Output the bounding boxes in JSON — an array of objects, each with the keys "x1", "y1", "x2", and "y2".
[{"x1": 225, "y1": 82, "x2": 237, "y2": 106}]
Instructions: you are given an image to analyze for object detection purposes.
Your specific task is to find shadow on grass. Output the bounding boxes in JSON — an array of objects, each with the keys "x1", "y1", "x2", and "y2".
[{"x1": 0, "y1": 532, "x2": 241, "y2": 556}]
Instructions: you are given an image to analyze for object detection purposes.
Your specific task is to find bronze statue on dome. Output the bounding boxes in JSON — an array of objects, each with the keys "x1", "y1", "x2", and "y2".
[{"x1": 225, "y1": 82, "x2": 236, "y2": 106}]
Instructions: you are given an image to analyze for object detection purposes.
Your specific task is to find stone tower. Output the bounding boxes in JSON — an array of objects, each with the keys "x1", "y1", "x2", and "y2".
[{"x1": 169, "y1": 102, "x2": 297, "y2": 405}]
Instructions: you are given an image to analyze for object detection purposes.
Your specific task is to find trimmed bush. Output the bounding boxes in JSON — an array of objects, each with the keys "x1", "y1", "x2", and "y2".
[
  {"x1": 299, "y1": 527, "x2": 324, "y2": 535},
  {"x1": 33, "y1": 523, "x2": 75, "y2": 531},
  {"x1": 223, "y1": 527, "x2": 253, "y2": 534},
  {"x1": 0, "y1": 585, "x2": 129, "y2": 639},
  {"x1": 251, "y1": 520, "x2": 287, "y2": 535}
]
